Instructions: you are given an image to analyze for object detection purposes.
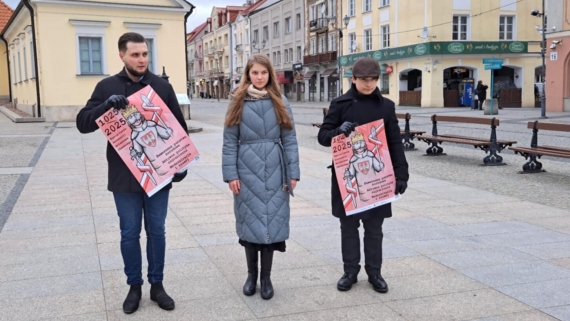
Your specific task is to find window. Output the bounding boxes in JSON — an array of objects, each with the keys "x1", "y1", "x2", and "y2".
[
  {"x1": 23, "y1": 47, "x2": 28, "y2": 80},
  {"x1": 452, "y1": 15, "x2": 469, "y2": 40},
  {"x1": 12, "y1": 56, "x2": 16, "y2": 84},
  {"x1": 79, "y1": 37, "x2": 103, "y2": 74},
  {"x1": 71, "y1": 20, "x2": 110, "y2": 75},
  {"x1": 329, "y1": 0, "x2": 337, "y2": 16},
  {"x1": 297, "y1": 46, "x2": 302, "y2": 61},
  {"x1": 381, "y1": 24, "x2": 390, "y2": 48},
  {"x1": 289, "y1": 49, "x2": 293, "y2": 62},
  {"x1": 254, "y1": 29, "x2": 259, "y2": 42},
  {"x1": 363, "y1": 0, "x2": 371, "y2": 12},
  {"x1": 29, "y1": 38, "x2": 35, "y2": 78},
  {"x1": 263, "y1": 26, "x2": 269, "y2": 40},
  {"x1": 499, "y1": 16, "x2": 515, "y2": 40},
  {"x1": 285, "y1": 49, "x2": 289, "y2": 63},
  {"x1": 348, "y1": 0, "x2": 355, "y2": 16},
  {"x1": 17, "y1": 51, "x2": 22, "y2": 82},
  {"x1": 381, "y1": 74, "x2": 389, "y2": 94},
  {"x1": 328, "y1": 33, "x2": 336, "y2": 52},
  {"x1": 296, "y1": 13, "x2": 301, "y2": 29},
  {"x1": 380, "y1": 0, "x2": 389, "y2": 7},
  {"x1": 285, "y1": 17, "x2": 291, "y2": 33},
  {"x1": 364, "y1": 29, "x2": 372, "y2": 51},
  {"x1": 224, "y1": 34, "x2": 228, "y2": 45},
  {"x1": 319, "y1": 36, "x2": 326, "y2": 53},
  {"x1": 272, "y1": 52, "x2": 276, "y2": 64},
  {"x1": 310, "y1": 37, "x2": 316, "y2": 54},
  {"x1": 348, "y1": 32, "x2": 356, "y2": 53},
  {"x1": 273, "y1": 22, "x2": 280, "y2": 38},
  {"x1": 145, "y1": 38, "x2": 154, "y2": 72},
  {"x1": 277, "y1": 51, "x2": 281, "y2": 64},
  {"x1": 310, "y1": 5, "x2": 316, "y2": 21}
]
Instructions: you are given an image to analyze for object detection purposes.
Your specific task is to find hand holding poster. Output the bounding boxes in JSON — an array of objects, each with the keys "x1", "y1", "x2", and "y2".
[
  {"x1": 332, "y1": 119, "x2": 400, "y2": 216},
  {"x1": 96, "y1": 85, "x2": 199, "y2": 197}
]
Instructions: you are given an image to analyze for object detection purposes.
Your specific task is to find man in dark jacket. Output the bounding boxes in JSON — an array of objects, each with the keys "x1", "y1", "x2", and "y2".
[
  {"x1": 317, "y1": 58, "x2": 409, "y2": 294},
  {"x1": 476, "y1": 80, "x2": 489, "y2": 110},
  {"x1": 76, "y1": 32, "x2": 188, "y2": 314}
]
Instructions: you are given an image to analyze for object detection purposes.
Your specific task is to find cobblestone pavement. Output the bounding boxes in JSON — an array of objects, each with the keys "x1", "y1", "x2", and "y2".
[{"x1": 0, "y1": 101, "x2": 570, "y2": 320}]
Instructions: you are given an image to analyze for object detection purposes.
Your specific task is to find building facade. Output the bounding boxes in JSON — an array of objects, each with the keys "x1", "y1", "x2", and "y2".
[
  {"x1": 339, "y1": 0, "x2": 542, "y2": 108},
  {"x1": 187, "y1": 22, "x2": 207, "y2": 98},
  {"x1": 249, "y1": 0, "x2": 304, "y2": 101},
  {"x1": 1, "y1": 0, "x2": 194, "y2": 121},
  {"x1": 545, "y1": 0, "x2": 570, "y2": 112},
  {"x1": 0, "y1": 0, "x2": 13, "y2": 103}
]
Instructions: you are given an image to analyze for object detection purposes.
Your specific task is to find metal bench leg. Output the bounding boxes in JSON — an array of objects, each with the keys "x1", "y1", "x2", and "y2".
[
  {"x1": 519, "y1": 154, "x2": 546, "y2": 174},
  {"x1": 402, "y1": 133, "x2": 417, "y2": 151},
  {"x1": 482, "y1": 123, "x2": 506, "y2": 166},
  {"x1": 425, "y1": 141, "x2": 445, "y2": 156}
]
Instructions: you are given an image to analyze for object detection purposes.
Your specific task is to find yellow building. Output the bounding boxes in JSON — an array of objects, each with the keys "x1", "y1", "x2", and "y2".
[
  {"x1": 0, "y1": 0, "x2": 13, "y2": 104},
  {"x1": 340, "y1": 0, "x2": 543, "y2": 108},
  {"x1": 1, "y1": 0, "x2": 194, "y2": 121}
]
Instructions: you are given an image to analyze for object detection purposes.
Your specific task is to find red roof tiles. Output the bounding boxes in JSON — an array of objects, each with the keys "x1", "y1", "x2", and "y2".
[{"x1": 0, "y1": 0, "x2": 14, "y2": 31}]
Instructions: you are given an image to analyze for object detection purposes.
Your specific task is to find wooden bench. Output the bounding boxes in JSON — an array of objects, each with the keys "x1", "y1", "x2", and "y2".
[
  {"x1": 509, "y1": 121, "x2": 570, "y2": 173},
  {"x1": 396, "y1": 113, "x2": 425, "y2": 151},
  {"x1": 311, "y1": 108, "x2": 329, "y2": 128},
  {"x1": 415, "y1": 115, "x2": 517, "y2": 165}
]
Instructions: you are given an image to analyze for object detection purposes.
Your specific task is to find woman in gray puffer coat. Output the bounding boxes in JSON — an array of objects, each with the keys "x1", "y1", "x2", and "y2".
[{"x1": 222, "y1": 54, "x2": 300, "y2": 300}]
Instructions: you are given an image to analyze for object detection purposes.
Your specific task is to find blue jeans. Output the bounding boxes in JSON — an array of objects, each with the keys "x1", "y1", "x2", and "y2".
[{"x1": 113, "y1": 189, "x2": 170, "y2": 285}]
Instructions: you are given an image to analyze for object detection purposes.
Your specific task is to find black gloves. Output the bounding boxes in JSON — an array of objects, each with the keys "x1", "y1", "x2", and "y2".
[
  {"x1": 338, "y1": 121, "x2": 358, "y2": 137},
  {"x1": 395, "y1": 180, "x2": 407, "y2": 195},
  {"x1": 104, "y1": 95, "x2": 129, "y2": 110},
  {"x1": 172, "y1": 170, "x2": 188, "y2": 183}
]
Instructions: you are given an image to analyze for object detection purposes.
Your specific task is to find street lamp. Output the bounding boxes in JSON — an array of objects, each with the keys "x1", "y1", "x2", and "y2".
[
  {"x1": 531, "y1": 2, "x2": 547, "y2": 118},
  {"x1": 251, "y1": 39, "x2": 266, "y2": 53},
  {"x1": 330, "y1": 15, "x2": 351, "y2": 97}
]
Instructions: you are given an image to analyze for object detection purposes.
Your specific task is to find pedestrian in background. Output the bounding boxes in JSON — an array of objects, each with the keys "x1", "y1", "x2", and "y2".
[
  {"x1": 222, "y1": 54, "x2": 300, "y2": 300},
  {"x1": 476, "y1": 80, "x2": 489, "y2": 110},
  {"x1": 317, "y1": 58, "x2": 409, "y2": 294}
]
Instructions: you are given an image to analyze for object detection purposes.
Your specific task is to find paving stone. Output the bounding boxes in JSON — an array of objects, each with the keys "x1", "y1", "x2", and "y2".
[
  {"x1": 382, "y1": 256, "x2": 452, "y2": 278},
  {"x1": 541, "y1": 305, "x2": 570, "y2": 321},
  {"x1": 385, "y1": 289, "x2": 531, "y2": 321},
  {"x1": 0, "y1": 272, "x2": 102, "y2": 300},
  {"x1": 428, "y1": 247, "x2": 540, "y2": 270},
  {"x1": 468, "y1": 310, "x2": 560, "y2": 321},
  {"x1": 515, "y1": 241, "x2": 570, "y2": 260},
  {"x1": 477, "y1": 230, "x2": 570, "y2": 247},
  {"x1": 384, "y1": 225, "x2": 472, "y2": 243},
  {"x1": 0, "y1": 256, "x2": 100, "y2": 282},
  {"x1": 461, "y1": 261, "x2": 570, "y2": 288},
  {"x1": 453, "y1": 221, "x2": 542, "y2": 236},
  {"x1": 259, "y1": 303, "x2": 406, "y2": 320},
  {"x1": 497, "y1": 278, "x2": 570, "y2": 309}
]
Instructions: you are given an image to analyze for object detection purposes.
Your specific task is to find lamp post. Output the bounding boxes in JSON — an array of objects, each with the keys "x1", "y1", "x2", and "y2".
[
  {"x1": 330, "y1": 15, "x2": 351, "y2": 97},
  {"x1": 251, "y1": 39, "x2": 266, "y2": 53},
  {"x1": 531, "y1": 2, "x2": 547, "y2": 119}
]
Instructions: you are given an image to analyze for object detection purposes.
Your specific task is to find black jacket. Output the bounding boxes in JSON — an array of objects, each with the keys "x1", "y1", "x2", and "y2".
[
  {"x1": 76, "y1": 68, "x2": 189, "y2": 193},
  {"x1": 476, "y1": 83, "x2": 488, "y2": 100},
  {"x1": 318, "y1": 84, "x2": 409, "y2": 219}
]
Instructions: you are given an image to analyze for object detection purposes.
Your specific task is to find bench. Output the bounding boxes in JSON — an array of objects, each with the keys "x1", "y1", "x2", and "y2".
[
  {"x1": 396, "y1": 113, "x2": 425, "y2": 151},
  {"x1": 416, "y1": 115, "x2": 517, "y2": 165},
  {"x1": 311, "y1": 108, "x2": 329, "y2": 128},
  {"x1": 509, "y1": 121, "x2": 570, "y2": 173}
]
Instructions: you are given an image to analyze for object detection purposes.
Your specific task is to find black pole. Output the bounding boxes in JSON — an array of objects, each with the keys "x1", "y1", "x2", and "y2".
[
  {"x1": 0, "y1": 36, "x2": 12, "y2": 103},
  {"x1": 161, "y1": 66, "x2": 169, "y2": 82},
  {"x1": 540, "y1": 0, "x2": 547, "y2": 118},
  {"x1": 22, "y1": 0, "x2": 41, "y2": 117}
]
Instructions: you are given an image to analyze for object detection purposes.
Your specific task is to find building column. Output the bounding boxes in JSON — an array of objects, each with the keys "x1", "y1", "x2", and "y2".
[
  {"x1": 316, "y1": 73, "x2": 321, "y2": 102},
  {"x1": 420, "y1": 67, "x2": 444, "y2": 107},
  {"x1": 304, "y1": 79, "x2": 310, "y2": 102},
  {"x1": 323, "y1": 75, "x2": 329, "y2": 102}
]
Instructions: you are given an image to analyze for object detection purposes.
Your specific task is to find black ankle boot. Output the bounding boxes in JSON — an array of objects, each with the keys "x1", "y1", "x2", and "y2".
[
  {"x1": 123, "y1": 284, "x2": 142, "y2": 314},
  {"x1": 243, "y1": 247, "x2": 258, "y2": 296},
  {"x1": 260, "y1": 248, "x2": 274, "y2": 300},
  {"x1": 150, "y1": 282, "x2": 175, "y2": 310}
]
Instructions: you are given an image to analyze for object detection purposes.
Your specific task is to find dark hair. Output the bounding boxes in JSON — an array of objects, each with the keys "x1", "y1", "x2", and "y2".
[{"x1": 118, "y1": 32, "x2": 146, "y2": 52}]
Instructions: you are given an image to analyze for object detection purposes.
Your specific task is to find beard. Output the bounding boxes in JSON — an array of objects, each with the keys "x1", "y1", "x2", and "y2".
[{"x1": 125, "y1": 64, "x2": 148, "y2": 78}]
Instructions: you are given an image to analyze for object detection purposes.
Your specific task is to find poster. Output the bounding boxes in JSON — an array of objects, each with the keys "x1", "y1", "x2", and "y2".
[
  {"x1": 332, "y1": 119, "x2": 400, "y2": 216},
  {"x1": 96, "y1": 85, "x2": 199, "y2": 197}
]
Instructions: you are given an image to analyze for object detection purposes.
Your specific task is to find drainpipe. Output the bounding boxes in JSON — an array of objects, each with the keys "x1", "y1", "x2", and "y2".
[
  {"x1": 184, "y1": 2, "x2": 196, "y2": 98},
  {"x1": 22, "y1": 0, "x2": 41, "y2": 117},
  {"x1": 0, "y1": 36, "x2": 12, "y2": 102}
]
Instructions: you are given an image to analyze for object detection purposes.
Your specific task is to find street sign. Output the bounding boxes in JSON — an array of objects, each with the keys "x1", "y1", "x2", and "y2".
[
  {"x1": 482, "y1": 58, "x2": 504, "y2": 64},
  {"x1": 485, "y1": 64, "x2": 502, "y2": 70}
]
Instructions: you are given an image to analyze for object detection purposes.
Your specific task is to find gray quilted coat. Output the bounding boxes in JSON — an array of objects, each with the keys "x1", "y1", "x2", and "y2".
[{"x1": 222, "y1": 95, "x2": 300, "y2": 244}]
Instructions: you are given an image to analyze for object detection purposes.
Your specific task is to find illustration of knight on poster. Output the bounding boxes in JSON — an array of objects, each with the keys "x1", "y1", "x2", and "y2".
[
  {"x1": 332, "y1": 119, "x2": 400, "y2": 216},
  {"x1": 96, "y1": 85, "x2": 199, "y2": 197}
]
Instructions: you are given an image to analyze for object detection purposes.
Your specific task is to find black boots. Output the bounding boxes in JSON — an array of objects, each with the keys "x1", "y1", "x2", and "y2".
[
  {"x1": 337, "y1": 273, "x2": 358, "y2": 291},
  {"x1": 150, "y1": 282, "x2": 175, "y2": 310},
  {"x1": 123, "y1": 284, "x2": 142, "y2": 314},
  {"x1": 260, "y1": 248, "x2": 274, "y2": 300},
  {"x1": 368, "y1": 274, "x2": 389, "y2": 293},
  {"x1": 243, "y1": 247, "x2": 258, "y2": 296}
]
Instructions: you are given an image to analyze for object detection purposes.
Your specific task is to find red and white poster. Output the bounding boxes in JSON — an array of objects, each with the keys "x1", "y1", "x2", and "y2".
[
  {"x1": 332, "y1": 119, "x2": 400, "y2": 216},
  {"x1": 96, "y1": 85, "x2": 199, "y2": 197}
]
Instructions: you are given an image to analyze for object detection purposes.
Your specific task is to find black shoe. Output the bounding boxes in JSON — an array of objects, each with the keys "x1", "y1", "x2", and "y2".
[
  {"x1": 260, "y1": 249, "x2": 274, "y2": 300},
  {"x1": 122, "y1": 284, "x2": 142, "y2": 314},
  {"x1": 368, "y1": 275, "x2": 388, "y2": 293},
  {"x1": 243, "y1": 247, "x2": 258, "y2": 296},
  {"x1": 337, "y1": 273, "x2": 358, "y2": 291},
  {"x1": 150, "y1": 282, "x2": 175, "y2": 310}
]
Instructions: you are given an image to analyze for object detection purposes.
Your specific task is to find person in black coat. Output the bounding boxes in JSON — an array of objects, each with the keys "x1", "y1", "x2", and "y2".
[
  {"x1": 318, "y1": 58, "x2": 409, "y2": 294},
  {"x1": 76, "y1": 32, "x2": 188, "y2": 314},
  {"x1": 475, "y1": 80, "x2": 489, "y2": 110}
]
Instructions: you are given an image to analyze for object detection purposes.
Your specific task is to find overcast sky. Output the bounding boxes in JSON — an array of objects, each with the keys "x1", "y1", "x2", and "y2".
[{"x1": 2, "y1": 0, "x2": 245, "y2": 32}]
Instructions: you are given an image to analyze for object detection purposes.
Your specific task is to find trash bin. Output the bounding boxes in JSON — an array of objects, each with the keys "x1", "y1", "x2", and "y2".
[{"x1": 176, "y1": 93, "x2": 191, "y2": 120}]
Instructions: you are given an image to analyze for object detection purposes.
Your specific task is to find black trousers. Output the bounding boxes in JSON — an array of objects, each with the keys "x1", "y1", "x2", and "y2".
[
  {"x1": 339, "y1": 214, "x2": 384, "y2": 276},
  {"x1": 478, "y1": 98, "x2": 485, "y2": 110}
]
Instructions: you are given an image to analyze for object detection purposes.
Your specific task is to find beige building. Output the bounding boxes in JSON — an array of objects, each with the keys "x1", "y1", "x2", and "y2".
[
  {"x1": 339, "y1": 0, "x2": 543, "y2": 108},
  {"x1": 0, "y1": 0, "x2": 13, "y2": 104},
  {"x1": 187, "y1": 22, "x2": 207, "y2": 98},
  {"x1": 1, "y1": 0, "x2": 194, "y2": 121}
]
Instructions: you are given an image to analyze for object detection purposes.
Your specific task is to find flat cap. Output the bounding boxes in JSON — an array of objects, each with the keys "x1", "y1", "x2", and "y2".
[{"x1": 352, "y1": 58, "x2": 380, "y2": 78}]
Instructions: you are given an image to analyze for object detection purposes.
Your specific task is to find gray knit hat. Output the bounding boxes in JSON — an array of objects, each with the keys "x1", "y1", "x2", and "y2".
[{"x1": 352, "y1": 58, "x2": 380, "y2": 78}]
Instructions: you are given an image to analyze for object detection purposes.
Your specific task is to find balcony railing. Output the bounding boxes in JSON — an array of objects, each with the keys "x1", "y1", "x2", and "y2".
[
  {"x1": 194, "y1": 52, "x2": 203, "y2": 59},
  {"x1": 235, "y1": 44, "x2": 244, "y2": 52},
  {"x1": 309, "y1": 18, "x2": 329, "y2": 31},
  {"x1": 303, "y1": 51, "x2": 337, "y2": 65},
  {"x1": 235, "y1": 66, "x2": 243, "y2": 74}
]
